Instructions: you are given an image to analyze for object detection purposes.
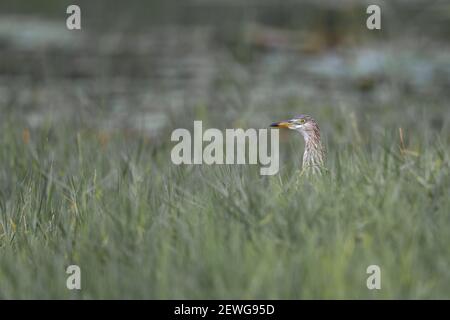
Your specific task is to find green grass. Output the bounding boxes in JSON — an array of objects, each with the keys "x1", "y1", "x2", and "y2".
[{"x1": 0, "y1": 101, "x2": 449, "y2": 299}]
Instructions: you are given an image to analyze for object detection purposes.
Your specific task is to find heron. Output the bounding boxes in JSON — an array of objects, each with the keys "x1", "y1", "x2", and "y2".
[{"x1": 270, "y1": 114, "x2": 326, "y2": 175}]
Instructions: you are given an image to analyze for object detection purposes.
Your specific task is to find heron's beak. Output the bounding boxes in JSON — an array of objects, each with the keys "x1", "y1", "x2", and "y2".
[{"x1": 270, "y1": 121, "x2": 290, "y2": 129}]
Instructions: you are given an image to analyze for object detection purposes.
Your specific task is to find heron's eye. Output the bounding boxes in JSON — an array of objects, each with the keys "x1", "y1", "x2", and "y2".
[{"x1": 299, "y1": 119, "x2": 306, "y2": 124}]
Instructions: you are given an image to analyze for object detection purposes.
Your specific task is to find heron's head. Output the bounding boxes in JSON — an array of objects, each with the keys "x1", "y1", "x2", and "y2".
[
  {"x1": 270, "y1": 114, "x2": 318, "y2": 135},
  {"x1": 271, "y1": 114, "x2": 325, "y2": 171}
]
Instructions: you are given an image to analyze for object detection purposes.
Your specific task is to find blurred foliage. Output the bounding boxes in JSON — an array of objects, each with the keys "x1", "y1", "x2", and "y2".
[
  {"x1": 0, "y1": 0, "x2": 449, "y2": 299},
  {"x1": 0, "y1": 0, "x2": 449, "y2": 37}
]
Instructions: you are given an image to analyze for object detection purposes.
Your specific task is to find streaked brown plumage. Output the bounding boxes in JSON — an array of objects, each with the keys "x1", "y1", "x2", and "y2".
[{"x1": 271, "y1": 114, "x2": 326, "y2": 175}]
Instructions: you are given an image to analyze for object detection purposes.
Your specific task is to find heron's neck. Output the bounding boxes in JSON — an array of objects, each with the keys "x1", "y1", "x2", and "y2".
[{"x1": 300, "y1": 129, "x2": 325, "y2": 171}]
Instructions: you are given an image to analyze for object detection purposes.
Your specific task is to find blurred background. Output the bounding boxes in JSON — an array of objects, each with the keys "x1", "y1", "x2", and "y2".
[
  {"x1": 0, "y1": 0, "x2": 449, "y2": 139},
  {"x1": 0, "y1": 0, "x2": 450, "y2": 299}
]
